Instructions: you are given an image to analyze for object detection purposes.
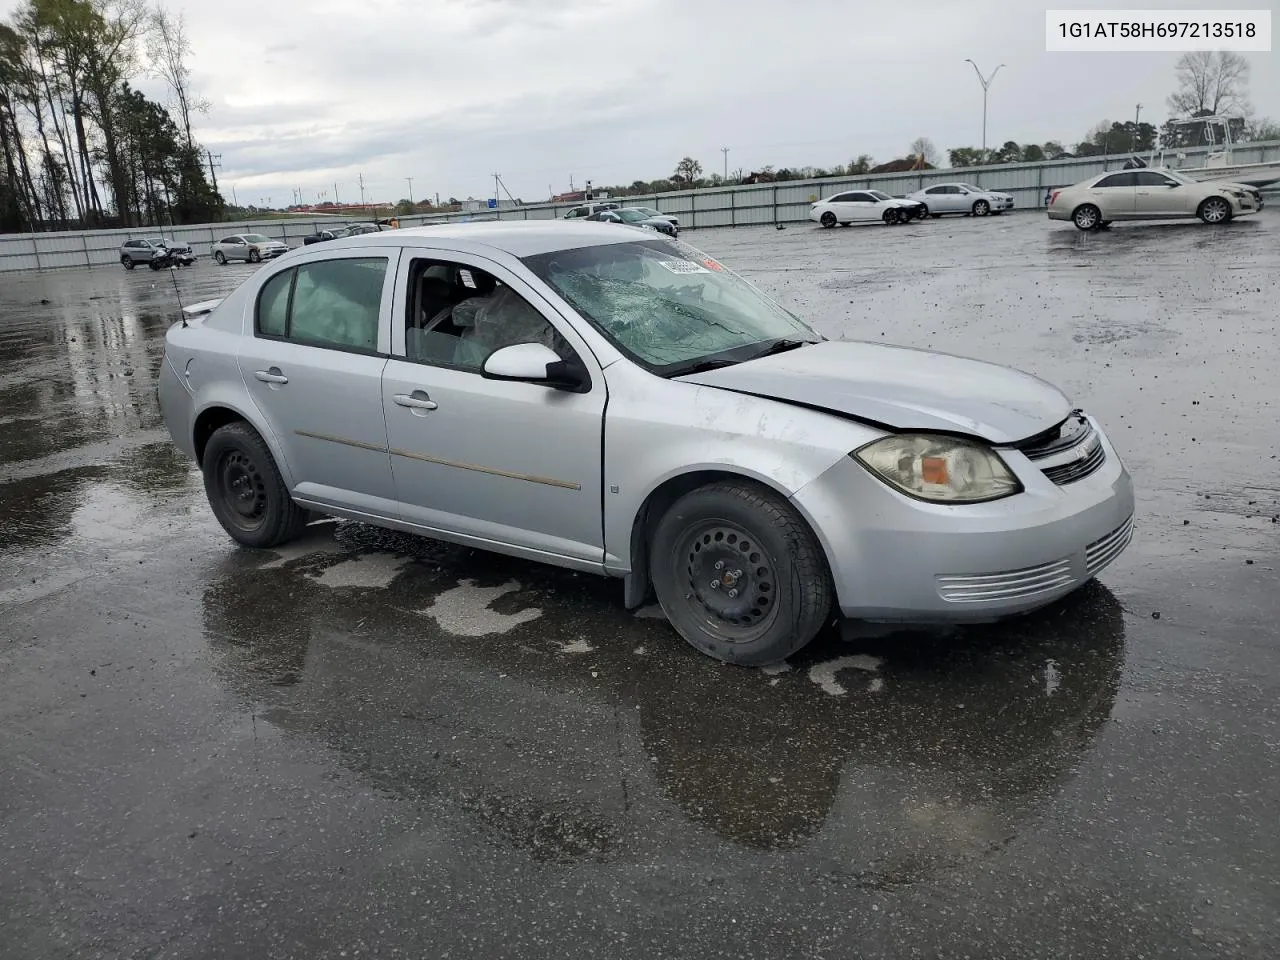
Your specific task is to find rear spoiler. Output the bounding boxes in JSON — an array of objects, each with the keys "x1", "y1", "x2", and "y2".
[{"x1": 182, "y1": 298, "x2": 224, "y2": 319}]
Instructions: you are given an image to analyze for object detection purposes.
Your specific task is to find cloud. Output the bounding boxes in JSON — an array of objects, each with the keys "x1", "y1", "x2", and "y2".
[{"x1": 4, "y1": 0, "x2": 1274, "y2": 203}]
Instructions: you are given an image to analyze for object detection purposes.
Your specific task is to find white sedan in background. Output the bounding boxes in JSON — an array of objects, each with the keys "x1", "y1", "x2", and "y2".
[
  {"x1": 212, "y1": 233, "x2": 291, "y2": 264},
  {"x1": 1047, "y1": 168, "x2": 1262, "y2": 230},
  {"x1": 907, "y1": 182, "x2": 1013, "y2": 218},
  {"x1": 809, "y1": 189, "x2": 916, "y2": 227}
]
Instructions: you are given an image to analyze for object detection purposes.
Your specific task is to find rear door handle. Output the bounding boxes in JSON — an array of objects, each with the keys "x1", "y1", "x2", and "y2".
[
  {"x1": 254, "y1": 368, "x2": 288, "y2": 384},
  {"x1": 393, "y1": 392, "x2": 438, "y2": 411}
]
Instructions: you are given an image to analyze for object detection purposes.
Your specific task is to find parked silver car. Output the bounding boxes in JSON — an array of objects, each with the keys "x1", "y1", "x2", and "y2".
[
  {"x1": 907, "y1": 182, "x2": 1013, "y2": 217},
  {"x1": 119, "y1": 236, "x2": 195, "y2": 269},
  {"x1": 157, "y1": 223, "x2": 1134, "y2": 666},
  {"x1": 212, "y1": 233, "x2": 290, "y2": 264},
  {"x1": 1047, "y1": 167, "x2": 1261, "y2": 229}
]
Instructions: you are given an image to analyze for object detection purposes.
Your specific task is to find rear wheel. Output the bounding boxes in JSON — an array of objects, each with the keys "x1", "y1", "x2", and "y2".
[
  {"x1": 1072, "y1": 204, "x2": 1102, "y2": 230},
  {"x1": 214, "y1": 250, "x2": 226, "y2": 265},
  {"x1": 202, "y1": 421, "x2": 309, "y2": 549},
  {"x1": 820, "y1": 211, "x2": 836, "y2": 228},
  {"x1": 649, "y1": 481, "x2": 833, "y2": 666},
  {"x1": 1198, "y1": 196, "x2": 1232, "y2": 224},
  {"x1": 121, "y1": 255, "x2": 134, "y2": 270}
]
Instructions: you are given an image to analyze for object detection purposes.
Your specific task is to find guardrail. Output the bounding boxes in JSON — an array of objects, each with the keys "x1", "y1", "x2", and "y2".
[{"x1": 2, "y1": 139, "x2": 1277, "y2": 273}]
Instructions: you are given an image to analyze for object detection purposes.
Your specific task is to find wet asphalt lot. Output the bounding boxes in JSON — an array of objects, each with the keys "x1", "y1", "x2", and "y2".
[{"x1": 2, "y1": 210, "x2": 1278, "y2": 959}]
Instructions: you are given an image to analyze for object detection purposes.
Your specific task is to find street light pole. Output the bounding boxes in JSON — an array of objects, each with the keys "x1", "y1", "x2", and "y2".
[{"x1": 964, "y1": 59, "x2": 1005, "y2": 157}]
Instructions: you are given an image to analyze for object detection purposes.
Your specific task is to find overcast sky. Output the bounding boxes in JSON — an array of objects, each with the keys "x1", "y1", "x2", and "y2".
[{"x1": 4, "y1": 0, "x2": 1276, "y2": 205}]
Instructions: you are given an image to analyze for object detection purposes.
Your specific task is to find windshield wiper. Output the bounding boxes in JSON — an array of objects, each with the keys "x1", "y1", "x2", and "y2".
[
  {"x1": 663, "y1": 356, "x2": 746, "y2": 377},
  {"x1": 742, "y1": 338, "x2": 817, "y2": 361}
]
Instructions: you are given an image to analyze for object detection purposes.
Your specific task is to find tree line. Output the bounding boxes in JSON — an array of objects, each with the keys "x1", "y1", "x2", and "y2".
[{"x1": 0, "y1": 0, "x2": 222, "y2": 234}]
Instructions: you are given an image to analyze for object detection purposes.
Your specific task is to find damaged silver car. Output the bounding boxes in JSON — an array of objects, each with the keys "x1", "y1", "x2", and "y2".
[{"x1": 158, "y1": 222, "x2": 1134, "y2": 665}]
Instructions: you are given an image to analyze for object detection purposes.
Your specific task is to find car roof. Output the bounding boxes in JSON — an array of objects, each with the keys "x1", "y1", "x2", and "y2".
[{"x1": 309, "y1": 220, "x2": 650, "y2": 258}]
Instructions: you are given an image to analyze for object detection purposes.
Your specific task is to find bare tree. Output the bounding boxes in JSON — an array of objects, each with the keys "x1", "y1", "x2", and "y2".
[
  {"x1": 1167, "y1": 51, "x2": 1252, "y2": 118},
  {"x1": 148, "y1": 6, "x2": 207, "y2": 151},
  {"x1": 673, "y1": 156, "x2": 702, "y2": 188},
  {"x1": 908, "y1": 136, "x2": 939, "y2": 166}
]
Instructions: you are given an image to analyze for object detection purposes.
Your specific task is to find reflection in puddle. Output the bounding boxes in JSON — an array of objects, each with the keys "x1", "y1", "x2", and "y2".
[
  {"x1": 0, "y1": 466, "x2": 109, "y2": 549},
  {"x1": 199, "y1": 523, "x2": 1127, "y2": 877}
]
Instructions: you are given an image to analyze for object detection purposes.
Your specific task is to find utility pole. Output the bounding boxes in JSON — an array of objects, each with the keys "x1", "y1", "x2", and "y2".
[
  {"x1": 721, "y1": 146, "x2": 729, "y2": 180},
  {"x1": 358, "y1": 172, "x2": 366, "y2": 209},
  {"x1": 333, "y1": 182, "x2": 340, "y2": 205},
  {"x1": 1133, "y1": 103, "x2": 1142, "y2": 151},
  {"x1": 406, "y1": 177, "x2": 414, "y2": 205},
  {"x1": 964, "y1": 59, "x2": 1005, "y2": 157},
  {"x1": 231, "y1": 185, "x2": 238, "y2": 207},
  {"x1": 493, "y1": 172, "x2": 500, "y2": 206},
  {"x1": 206, "y1": 150, "x2": 222, "y2": 194}
]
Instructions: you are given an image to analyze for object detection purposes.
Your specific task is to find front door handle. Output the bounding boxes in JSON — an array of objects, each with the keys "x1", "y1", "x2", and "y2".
[
  {"x1": 254, "y1": 367, "x2": 288, "y2": 384},
  {"x1": 393, "y1": 391, "x2": 438, "y2": 411}
]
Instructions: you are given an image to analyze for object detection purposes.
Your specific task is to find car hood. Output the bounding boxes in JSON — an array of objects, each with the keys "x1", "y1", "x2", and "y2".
[{"x1": 675, "y1": 340, "x2": 1072, "y2": 444}]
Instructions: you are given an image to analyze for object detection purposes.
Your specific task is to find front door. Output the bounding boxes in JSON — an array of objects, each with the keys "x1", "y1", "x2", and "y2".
[
  {"x1": 237, "y1": 252, "x2": 400, "y2": 517},
  {"x1": 381, "y1": 251, "x2": 606, "y2": 565},
  {"x1": 1133, "y1": 170, "x2": 1188, "y2": 216}
]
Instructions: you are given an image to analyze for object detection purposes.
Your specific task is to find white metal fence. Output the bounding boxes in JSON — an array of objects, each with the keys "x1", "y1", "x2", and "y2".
[{"x1": 3, "y1": 139, "x2": 1277, "y2": 273}]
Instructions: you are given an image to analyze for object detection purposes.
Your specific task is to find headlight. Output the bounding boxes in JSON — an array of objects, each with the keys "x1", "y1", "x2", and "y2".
[{"x1": 853, "y1": 434, "x2": 1021, "y2": 503}]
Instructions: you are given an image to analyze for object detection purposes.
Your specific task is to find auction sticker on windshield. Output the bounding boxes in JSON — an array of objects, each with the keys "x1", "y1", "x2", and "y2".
[{"x1": 656, "y1": 259, "x2": 711, "y2": 275}]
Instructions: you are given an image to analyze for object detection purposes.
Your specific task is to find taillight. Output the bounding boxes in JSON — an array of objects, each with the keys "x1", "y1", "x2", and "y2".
[{"x1": 1049, "y1": 190, "x2": 1062, "y2": 206}]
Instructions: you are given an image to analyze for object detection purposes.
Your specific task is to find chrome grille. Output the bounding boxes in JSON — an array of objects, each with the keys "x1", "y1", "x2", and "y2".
[
  {"x1": 937, "y1": 558, "x2": 1075, "y2": 603},
  {"x1": 1086, "y1": 514, "x2": 1134, "y2": 575},
  {"x1": 1042, "y1": 436, "x2": 1106, "y2": 485},
  {"x1": 1017, "y1": 413, "x2": 1094, "y2": 461}
]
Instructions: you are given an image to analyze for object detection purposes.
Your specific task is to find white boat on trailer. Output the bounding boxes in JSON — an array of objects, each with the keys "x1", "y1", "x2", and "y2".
[{"x1": 1138, "y1": 115, "x2": 1280, "y2": 188}]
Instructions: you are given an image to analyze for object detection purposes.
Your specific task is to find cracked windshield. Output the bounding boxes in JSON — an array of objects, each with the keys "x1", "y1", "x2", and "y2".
[{"x1": 523, "y1": 239, "x2": 817, "y2": 368}]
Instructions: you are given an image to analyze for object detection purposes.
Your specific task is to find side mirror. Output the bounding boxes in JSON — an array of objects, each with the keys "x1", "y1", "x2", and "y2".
[{"x1": 482, "y1": 342, "x2": 588, "y2": 392}]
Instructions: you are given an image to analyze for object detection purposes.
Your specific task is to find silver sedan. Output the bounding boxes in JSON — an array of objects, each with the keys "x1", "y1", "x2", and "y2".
[
  {"x1": 212, "y1": 233, "x2": 290, "y2": 264},
  {"x1": 157, "y1": 223, "x2": 1135, "y2": 665}
]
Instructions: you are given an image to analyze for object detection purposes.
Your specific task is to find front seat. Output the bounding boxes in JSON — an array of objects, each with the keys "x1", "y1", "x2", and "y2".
[{"x1": 406, "y1": 275, "x2": 459, "y2": 362}]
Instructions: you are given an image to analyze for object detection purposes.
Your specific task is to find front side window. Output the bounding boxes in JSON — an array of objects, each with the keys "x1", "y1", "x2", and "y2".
[
  {"x1": 403, "y1": 259, "x2": 574, "y2": 371},
  {"x1": 1094, "y1": 173, "x2": 1136, "y2": 188},
  {"x1": 522, "y1": 238, "x2": 819, "y2": 374},
  {"x1": 254, "y1": 257, "x2": 388, "y2": 351}
]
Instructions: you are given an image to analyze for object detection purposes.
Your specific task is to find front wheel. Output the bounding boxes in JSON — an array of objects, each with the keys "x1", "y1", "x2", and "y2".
[
  {"x1": 1198, "y1": 196, "x2": 1232, "y2": 224},
  {"x1": 202, "y1": 421, "x2": 310, "y2": 549},
  {"x1": 883, "y1": 208, "x2": 901, "y2": 225},
  {"x1": 248, "y1": 249, "x2": 261, "y2": 263},
  {"x1": 649, "y1": 481, "x2": 833, "y2": 666},
  {"x1": 1072, "y1": 204, "x2": 1102, "y2": 230},
  {"x1": 972, "y1": 199, "x2": 990, "y2": 216},
  {"x1": 214, "y1": 250, "x2": 226, "y2": 265},
  {"x1": 819, "y1": 211, "x2": 836, "y2": 228}
]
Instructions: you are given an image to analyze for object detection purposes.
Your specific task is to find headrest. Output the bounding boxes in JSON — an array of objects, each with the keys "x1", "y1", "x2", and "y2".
[{"x1": 418, "y1": 275, "x2": 451, "y2": 300}]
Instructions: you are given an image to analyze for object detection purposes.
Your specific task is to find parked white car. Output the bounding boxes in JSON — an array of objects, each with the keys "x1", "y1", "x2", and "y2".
[
  {"x1": 809, "y1": 190, "x2": 916, "y2": 227},
  {"x1": 212, "y1": 233, "x2": 290, "y2": 265},
  {"x1": 1047, "y1": 168, "x2": 1262, "y2": 230},
  {"x1": 907, "y1": 183, "x2": 1012, "y2": 218}
]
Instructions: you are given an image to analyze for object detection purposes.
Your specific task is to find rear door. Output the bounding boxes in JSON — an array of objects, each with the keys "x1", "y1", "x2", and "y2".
[
  {"x1": 1087, "y1": 172, "x2": 1137, "y2": 217},
  {"x1": 237, "y1": 251, "x2": 401, "y2": 517}
]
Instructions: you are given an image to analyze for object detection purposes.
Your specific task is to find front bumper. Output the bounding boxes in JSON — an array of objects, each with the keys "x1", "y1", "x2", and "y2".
[{"x1": 790, "y1": 417, "x2": 1135, "y2": 623}]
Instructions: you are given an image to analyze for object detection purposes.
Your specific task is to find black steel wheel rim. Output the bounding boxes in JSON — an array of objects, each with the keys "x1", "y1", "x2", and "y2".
[
  {"x1": 677, "y1": 520, "x2": 779, "y2": 640},
  {"x1": 217, "y1": 450, "x2": 268, "y2": 531}
]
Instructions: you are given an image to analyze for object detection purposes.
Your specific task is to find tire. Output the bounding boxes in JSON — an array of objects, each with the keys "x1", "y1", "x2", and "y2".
[
  {"x1": 649, "y1": 480, "x2": 833, "y2": 666},
  {"x1": 121, "y1": 255, "x2": 135, "y2": 270},
  {"x1": 819, "y1": 211, "x2": 836, "y2": 228},
  {"x1": 249, "y1": 249, "x2": 261, "y2": 263},
  {"x1": 214, "y1": 250, "x2": 226, "y2": 265},
  {"x1": 1198, "y1": 196, "x2": 1232, "y2": 224},
  {"x1": 972, "y1": 199, "x2": 990, "y2": 216},
  {"x1": 148, "y1": 258, "x2": 165, "y2": 271},
  {"x1": 1072, "y1": 204, "x2": 1102, "y2": 230},
  {"x1": 917, "y1": 204, "x2": 929, "y2": 218},
  {"x1": 202, "y1": 421, "x2": 309, "y2": 549},
  {"x1": 883, "y1": 208, "x2": 901, "y2": 225}
]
